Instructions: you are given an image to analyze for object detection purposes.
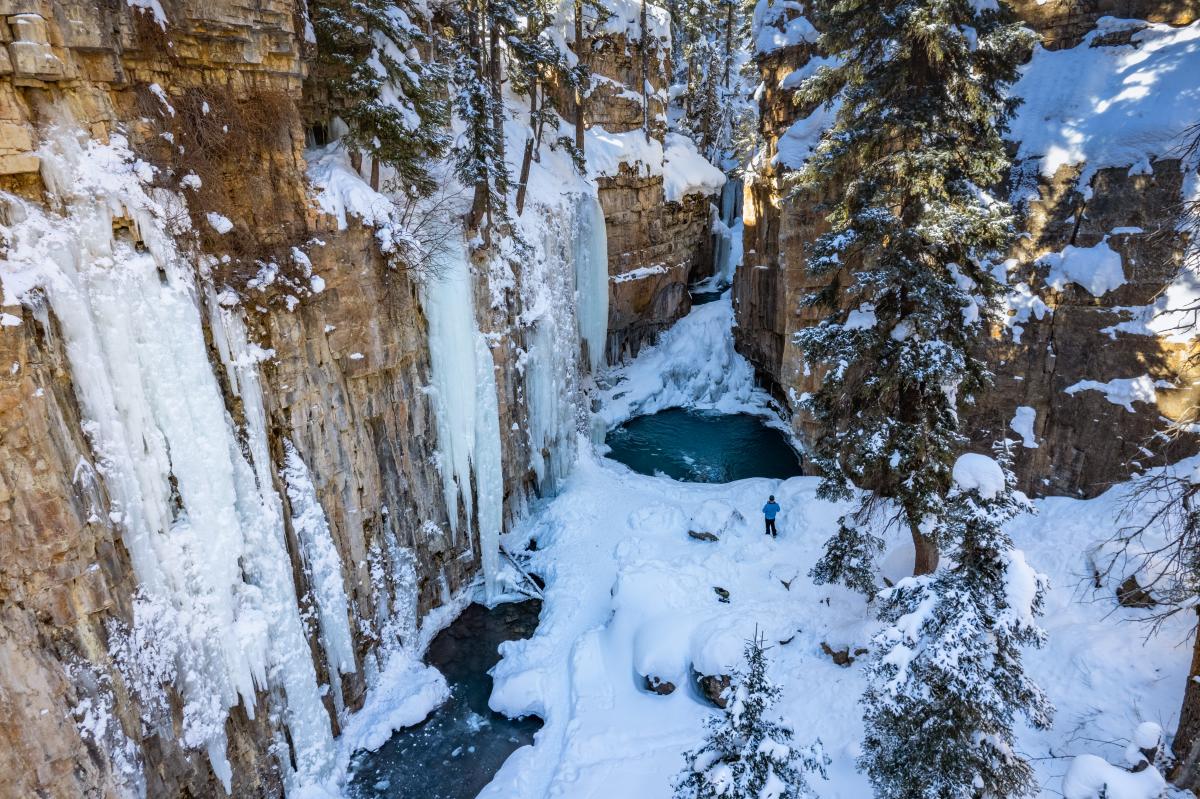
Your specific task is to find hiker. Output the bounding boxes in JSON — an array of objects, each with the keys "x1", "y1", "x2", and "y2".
[{"x1": 763, "y1": 495, "x2": 781, "y2": 537}]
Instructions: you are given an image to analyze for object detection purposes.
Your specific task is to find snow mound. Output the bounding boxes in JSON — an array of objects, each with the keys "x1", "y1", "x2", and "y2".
[
  {"x1": 663, "y1": 133, "x2": 726, "y2": 202},
  {"x1": 1062, "y1": 752, "x2": 1165, "y2": 799},
  {"x1": 336, "y1": 657, "x2": 449, "y2": 754},
  {"x1": 951, "y1": 453, "x2": 1006, "y2": 499}
]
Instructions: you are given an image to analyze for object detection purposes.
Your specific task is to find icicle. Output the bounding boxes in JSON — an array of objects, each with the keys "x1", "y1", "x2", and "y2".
[
  {"x1": 419, "y1": 232, "x2": 504, "y2": 599},
  {"x1": 0, "y1": 124, "x2": 337, "y2": 792},
  {"x1": 281, "y1": 439, "x2": 357, "y2": 714},
  {"x1": 574, "y1": 193, "x2": 610, "y2": 374}
]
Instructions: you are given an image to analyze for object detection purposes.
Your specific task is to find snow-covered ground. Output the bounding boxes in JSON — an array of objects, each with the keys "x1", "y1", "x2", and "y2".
[{"x1": 469, "y1": 296, "x2": 1195, "y2": 799}]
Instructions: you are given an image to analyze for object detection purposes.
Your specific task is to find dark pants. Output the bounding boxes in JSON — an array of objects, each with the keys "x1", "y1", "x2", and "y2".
[{"x1": 765, "y1": 518, "x2": 777, "y2": 536}]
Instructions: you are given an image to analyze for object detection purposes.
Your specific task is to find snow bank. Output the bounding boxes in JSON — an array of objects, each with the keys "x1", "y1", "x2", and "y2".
[
  {"x1": 1010, "y1": 18, "x2": 1200, "y2": 184},
  {"x1": 1064, "y1": 375, "x2": 1172, "y2": 412}
]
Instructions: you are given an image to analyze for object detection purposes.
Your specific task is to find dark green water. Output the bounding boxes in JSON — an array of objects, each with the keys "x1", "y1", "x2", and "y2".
[
  {"x1": 689, "y1": 286, "x2": 727, "y2": 305},
  {"x1": 604, "y1": 408, "x2": 803, "y2": 482},
  {"x1": 348, "y1": 602, "x2": 543, "y2": 799}
]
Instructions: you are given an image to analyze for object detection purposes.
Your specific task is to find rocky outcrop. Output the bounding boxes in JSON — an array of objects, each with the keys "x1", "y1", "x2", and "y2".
[
  {"x1": 574, "y1": 30, "x2": 719, "y2": 362},
  {"x1": 736, "y1": 0, "x2": 1200, "y2": 497},
  {"x1": 602, "y1": 165, "x2": 714, "y2": 361}
]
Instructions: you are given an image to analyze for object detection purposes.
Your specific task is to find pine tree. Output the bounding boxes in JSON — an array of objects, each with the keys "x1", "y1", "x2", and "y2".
[
  {"x1": 675, "y1": 634, "x2": 828, "y2": 799},
  {"x1": 510, "y1": 0, "x2": 578, "y2": 214},
  {"x1": 446, "y1": 0, "x2": 514, "y2": 237},
  {"x1": 309, "y1": 0, "x2": 449, "y2": 196},
  {"x1": 860, "y1": 448, "x2": 1053, "y2": 798},
  {"x1": 795, "y1": 0, "x2": 1037, "y2": 589},
  {"x1": 669, "y1": 0, "x2": 750, "y2": 167}
]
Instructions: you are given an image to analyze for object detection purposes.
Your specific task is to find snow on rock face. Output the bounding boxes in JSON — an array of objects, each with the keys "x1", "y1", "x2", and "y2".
[
  {"x1": 205, "y1": 211, "x2": 233, "y2": 234},
  {"x1": 1064, "y1": 375, "x2": 1172, "y2": 412},
  {"x1": 951, "y1": 453, "x2": 1006, "y2": 499},
  {"x1": 1038, "y1": 238, "x2": 1126, "y2": 297},
  {"x1": 1010, "y1": 18, "x2": 1200, "y2": 185},
  {"x1": 662, "y1": 133, "x2": 726, "y2": 202},
  {"x1": 0, "y1": 125, "x2": 337, "y2": 790},
  {"x1": 586, "y1": 126, "x2": 666, "y2": 181},
  {"x1": 1009, "y1": 406, "x2": 1039, "y2": 449},
  {"x1": 752, "y1": 0, "x2": 818, "y2": 54}
]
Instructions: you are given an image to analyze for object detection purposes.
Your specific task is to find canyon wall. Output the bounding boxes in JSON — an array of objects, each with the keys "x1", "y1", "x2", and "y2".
[
  {"x1": 567, "y1": 18, "x2": 720, "y2": 362},
  {"x1": 736, "y1": 0, "x2": 1200, "y2": 497},
  {"x1": 0, "y1": 1, "x2": 714, "y2": 797}
]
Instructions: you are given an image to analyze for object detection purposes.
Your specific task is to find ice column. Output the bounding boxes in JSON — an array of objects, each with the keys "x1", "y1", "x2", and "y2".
[
  {"x1": 420, "y1": 233, "x2": 504, "y2": 598},
  {"x1": 574, "y1": 193, "x2": 610, "y2": 373}
]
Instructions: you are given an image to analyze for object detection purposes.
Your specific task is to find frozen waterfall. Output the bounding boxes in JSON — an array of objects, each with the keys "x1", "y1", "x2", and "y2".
[
  {"x1": 521, "y1": 193, "x2": 611, "y2": 497},
  {"x1": 420, "y1": 233, "x2": 505, "y2": 599},
  {"x1": 0, "y1": 126, "x2": 338, "y2": 793},
  {"x1": 574, "y1": 193, "x2": 609, "y2": 374}
]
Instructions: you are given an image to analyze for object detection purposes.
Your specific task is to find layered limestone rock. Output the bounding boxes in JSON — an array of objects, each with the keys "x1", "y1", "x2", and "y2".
[
  {"x1": 0, "y1": 1, "x2": 677, "y2": 797},
  {"x1": 736, "y1": 0, "x2": 1200, "y2": 496},
  {"x1": 564, "y1": 25, "x2": 719, "y2": 361}
]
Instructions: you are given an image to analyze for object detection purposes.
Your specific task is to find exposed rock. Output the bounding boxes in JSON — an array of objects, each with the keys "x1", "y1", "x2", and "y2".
[
  {"x1": 821, "y1": 642, "x2": 854, "y2": 667},
  {"x1": 1117, "y1": 575, "x2": 1156, "y2": 609},
  {"x1": 645, "y1": 675, "x2": 676, "y2": 695},
  {"x1": 713, "y1": 586, "x2": 731, "y2": 603},
  {"x1": 698, "y1": 673, "x2": 732, "y2": 708},
  {"x1": 688, "y1": 530, "x2": 720, "y2": 542}
]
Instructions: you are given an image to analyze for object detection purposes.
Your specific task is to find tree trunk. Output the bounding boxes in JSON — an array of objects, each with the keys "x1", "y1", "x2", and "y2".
[
  {"x1": 574, "y1": 0, "x2": 586, "y2": 155},
  {"x1": 640, "y1": 0, "x2": 650, "y2": 140},
  {"x1": 1172, "y1": 616, "x2": 1200, "y2": 789},
  {"x1": 467, "y1": 2, "x2": 488, "y2": 234},
  {"x1": 912, "y1": 524, "x2": 939, "y2": 576},
  {"x1": 515, "y1": 84, "x2": 536, "y2": 216},
  {"x1": 489, "y1": 13, "x2": 505, "y2": 171},
  {"x1": 369, "y1": 156, "x2": 380, "y2": 191},
  {"x1": 723, "y1": 1, "x2": 733, "y2": 87}
]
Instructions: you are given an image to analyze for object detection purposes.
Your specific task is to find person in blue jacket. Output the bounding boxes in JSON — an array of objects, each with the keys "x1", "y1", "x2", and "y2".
[{"x1": 763, "y1": 495, "x2": 781, "y2": 537}]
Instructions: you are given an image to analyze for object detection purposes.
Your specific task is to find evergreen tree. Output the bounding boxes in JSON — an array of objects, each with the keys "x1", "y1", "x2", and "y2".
[
  {"x1": 860, "y1": 449, "x2": 1052, "y2": 798},
  {"x1": 309, "y1": 0, "x2": 449, "y2": 196},
  {"x1": 510, "y1": 0, "x2": 578, "y2": 214},
  {"x1": 669, "y1": 0, "x2": 750, "y2": 167},
  {"x1": 675, "y1": 634, "x2": 828, "y2": 799},
  {"x1": 795, "y1": 0, "x2": 1037, "y2": 589},
  {"x1": 445, "y1": 0, "x2": 514, "y2": 236}
]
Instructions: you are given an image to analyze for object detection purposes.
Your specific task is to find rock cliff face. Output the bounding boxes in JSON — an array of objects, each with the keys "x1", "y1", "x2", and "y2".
[
  {"x1": 736, "y1": 0, "x2": 1200, "y2": 497},
  {"x1": 572, "y1": 27, "x2": 719, "y2": 362},
  {"x1": 0, "y1": 2, "x2": 716, "y2": 797}
]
